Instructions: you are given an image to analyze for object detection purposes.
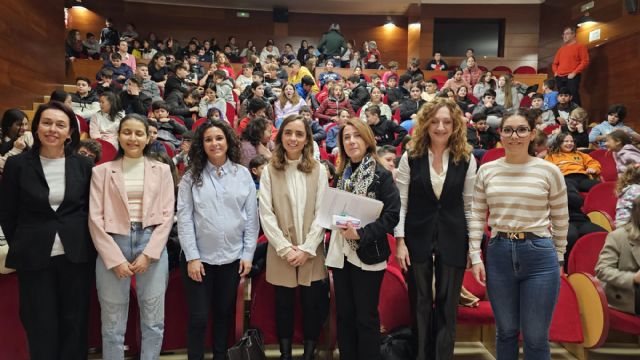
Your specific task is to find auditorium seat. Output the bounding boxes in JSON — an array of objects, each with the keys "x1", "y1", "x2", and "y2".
[
  {"x1": 95, "y1": 138, "x2": 118, "y2": 165},
  {"x1": 492, "y1": 66, "x2": 512, "y2": 74},
  {"x1": 379, "y1": 266, "x2": 412, "y2": 333},
  {"x1": 392, "y1": 108, "x2": 401, "y2": 123},
  {"x1": 162, "y1": 142, "x2": 174, "y2": 157},
  {"x1": 0, "y1": 274, "x2": 29, "y2": 360},
  {"x1": 480, "y1": 148, "x2": 505, "y2": 165},
  {"x1": 567, "y1": 232, "x2": 640, "y2": 336},
  {"x1": 513, "y1": 66, "x2": 537, "y2": 74},
  {"x1": 457, "y1": 271, "x2": 494, "y2": 325},
  {"x1": 542, "y1": 124, "x2": 560, "y2": 135},
  {"x1": 589, "y1": 149, "x2": 618, "y2": 182},
  {"x1": 581, "y1": 182, "x2": 617, "y2": 220},
  {"x1": 549, "y1": 277, "x2": 584, "y2": 343}
]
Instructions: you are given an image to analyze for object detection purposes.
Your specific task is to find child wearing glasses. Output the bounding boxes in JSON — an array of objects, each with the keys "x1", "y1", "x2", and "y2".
[{"x1": 469, "y1": 108, "x2": 569, "y2": 360}]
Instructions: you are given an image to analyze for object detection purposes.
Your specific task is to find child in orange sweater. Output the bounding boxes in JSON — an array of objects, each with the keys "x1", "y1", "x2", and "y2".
[{"x1": 545, "y1": 133, "x2": 601, "y2": 192}]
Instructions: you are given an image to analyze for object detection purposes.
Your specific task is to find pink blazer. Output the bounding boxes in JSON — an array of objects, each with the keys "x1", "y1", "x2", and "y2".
[{"x1": 89, "y1": 157, "x2": 175, "y2": 269}]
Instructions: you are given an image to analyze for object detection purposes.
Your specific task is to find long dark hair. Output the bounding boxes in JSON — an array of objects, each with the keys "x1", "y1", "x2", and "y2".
[
  {"x1": 31, "y1": 101, "x2": 80, "y2": 153},
  {"x1": 114, "y1": 114, "x2": 151, "y2": 159},
  {"x1": 1, "y1": 108, "x2": 28, "y2": 140},
  {"x1": 188, "y1": 119, "x2": 242, "y2": 186},
  {"x1": 99, "y1": 91, "x2": 122, "y2": 121},
  {"x1": 548, "y1": 132, "x2": 574, "y2": 155}
]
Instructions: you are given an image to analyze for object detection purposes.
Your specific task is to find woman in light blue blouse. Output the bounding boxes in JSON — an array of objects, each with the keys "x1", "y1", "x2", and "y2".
[{"x1": 177, "y1": 119, "x2": 259, "y2": 360}]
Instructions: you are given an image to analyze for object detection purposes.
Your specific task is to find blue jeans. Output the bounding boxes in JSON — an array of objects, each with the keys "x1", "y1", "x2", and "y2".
[
  {"x1": 486, "y1": 236, "x2": 560, "y2": 360},
  {"x1": 96, "y1": 223, "x2": 169, "y2": 360}
]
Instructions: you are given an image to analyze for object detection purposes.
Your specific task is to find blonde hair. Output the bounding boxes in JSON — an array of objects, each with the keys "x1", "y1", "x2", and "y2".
[
  {"x1": 500, "y1": 74, "x2": 515, "y2": 109},
  {"x1": 569, "y1": 107, "x2": 588, "y2": 125},
  {"x1": 410, "y1": 98, "x2": 471, "y2": 164},
  {"x1": 278, "y1": 83, "x2": 301, "y2": 109},
  {"x1": 336, "y1": 118, "x2": 379, "y2": 174}
]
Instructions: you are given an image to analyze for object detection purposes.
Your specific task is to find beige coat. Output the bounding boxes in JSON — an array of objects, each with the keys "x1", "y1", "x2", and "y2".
[
  {"x1": 595, "y1": 226, "x2": 640, "y2": 314},
  {"x1": 259, "y1": 162, "x2": 327, "y2": 288}
]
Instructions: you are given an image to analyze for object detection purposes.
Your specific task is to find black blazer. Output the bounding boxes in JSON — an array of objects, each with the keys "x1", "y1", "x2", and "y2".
[
  {"x1": 0, "y1": 150, "x2": 94, "y2": 271},
  {"x1": 404, "y1": 155, "x2": 470, "y2": 267},
  {"x1": 353, "y1": 163, "x2": 400, "y2": 264}
]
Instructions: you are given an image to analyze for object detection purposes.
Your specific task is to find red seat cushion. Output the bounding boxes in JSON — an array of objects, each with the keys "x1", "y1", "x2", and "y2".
[
  {"x1": 589, "y1": 150, "x2": 618, "y2": 182},
  {"x1": 567, "y1": 232, "x2": 607, "y2": 275},
  {"x1": 480, "y1": 148, "x2": 505, "y2": 165},
  {"x1": 463, "y1": 271, "x2": 486, "y2": 299},
  {"x1": 0, "y1": 274, "x2": 29, "y2": 360},
  {"x1": 582, "y1": 182, "x2": 617, "y2": 220},
  {"x1": 457, "y1": 301, "x2": 495, "y2": 324},
  {"x1": 609, "y1": 308, "x2": 640, "y2": 335},
  {"x1": 379, "y1": 267, "x2": 412, "y2": 333},
  {"x1": 549, "y1": 277, "x2": 584, "y2": 343}
]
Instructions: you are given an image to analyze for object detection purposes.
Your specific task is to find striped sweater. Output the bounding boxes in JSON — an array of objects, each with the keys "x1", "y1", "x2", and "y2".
[{"x1": 468, "y1": 157, "x2": 569, "y2": 264}]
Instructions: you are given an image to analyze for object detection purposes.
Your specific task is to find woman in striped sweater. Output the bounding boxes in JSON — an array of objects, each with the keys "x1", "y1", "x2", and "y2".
[{"x1": 469, "y1": 108, "x2": 569, "y2": 360}]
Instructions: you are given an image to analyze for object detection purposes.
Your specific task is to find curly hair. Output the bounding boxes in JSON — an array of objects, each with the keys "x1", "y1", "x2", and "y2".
[
  {"x1": 270, "y1": 115, "x2": 316, "y2": 173},
  {"x1": 410, "y1": 97, "x2": 471, "y2": 164},
  {"x1": 548, "y1": 132, "x2": 573, "y2": 155},
  {"x1": 616, "y1": 165, "x2": 640, "y2": 196},
  {"x1": 187, "y1": 119, "x2": 242, "y2": 186},
  {"x1": 241, "y1": 117, "x2": 269, "y2": 146}
]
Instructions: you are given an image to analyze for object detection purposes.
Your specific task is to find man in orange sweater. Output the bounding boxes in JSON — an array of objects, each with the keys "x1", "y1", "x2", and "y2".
[{"x1": 552, "y1": 25, "x2": 589, "y2": 105}]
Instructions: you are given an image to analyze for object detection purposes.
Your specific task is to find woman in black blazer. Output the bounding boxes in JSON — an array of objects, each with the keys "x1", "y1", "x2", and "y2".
[
  {"x1": 0, "y1": 101, "x2": 94, "y2": 360},
  {"x1": 394, "y1": 98, "x2": 477, "y2": 360}
]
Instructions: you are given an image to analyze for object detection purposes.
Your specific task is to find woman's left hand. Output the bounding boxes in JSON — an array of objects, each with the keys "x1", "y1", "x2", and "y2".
[
  {"x1": 288, "y1": 248, "x2": 310, "y2": 267},
  {"x1": 339, "y1": 223, "x2": 360, "y2": 240},
  {"x1": 130, "y1": 253, "x2": 151, "y2": 273},
  {"x1": 238, "y1": 259, "x2": 252, "y2": 277}
]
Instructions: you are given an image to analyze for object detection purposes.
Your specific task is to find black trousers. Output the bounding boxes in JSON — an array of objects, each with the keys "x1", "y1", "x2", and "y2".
[
  {"x1": 16, "y1": 255, "x2": 91, "y2": 360},
  {"x1": 181, "y1": 256, "x2": 240, "y2": 360},
  {"x1": 406, "y1": 255, "x2": 465, "y2": 360},
  {"x1": 556, "y1": 73, "x2": 582, "y2": 106},
  {"x1": 274, "y1": 279, "x2": 329, "y2": 341},
  {"x1": 332, "y1": 259, "x2": 385, "y2": 360},
  {"x1": 565, "y1": 173, "x2": 599, "y2": 193}
]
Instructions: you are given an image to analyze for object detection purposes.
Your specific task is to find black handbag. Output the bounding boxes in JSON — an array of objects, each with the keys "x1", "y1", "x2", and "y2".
[
  {"x1": 227, "y1": 329, "x2": 267, "y2": 360},
  {"x1": 380, "y1": 327, "x2": 414, "y2": 360}
]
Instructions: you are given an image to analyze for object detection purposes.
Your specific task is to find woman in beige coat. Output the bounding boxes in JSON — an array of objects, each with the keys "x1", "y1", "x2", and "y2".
[
  {"x1": 259, "y1": 114, "x2": 329, "y2": 360},
  {"x1": 596, "y1": 197, "x2": 640, "y2": 315}
]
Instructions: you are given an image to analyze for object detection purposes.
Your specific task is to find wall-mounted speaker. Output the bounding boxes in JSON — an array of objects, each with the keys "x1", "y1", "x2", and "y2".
[
  {"x1": 625, "y1": 0, "x2": 638, "y2": 14},
  {"x1": 273, "y1": 7, "x2": 289, "y2": 23}
]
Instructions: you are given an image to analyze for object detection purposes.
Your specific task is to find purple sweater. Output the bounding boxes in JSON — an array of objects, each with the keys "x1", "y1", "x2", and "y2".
[{"x1": 614, "y1": 144, "x2": 640, "y2": 173}]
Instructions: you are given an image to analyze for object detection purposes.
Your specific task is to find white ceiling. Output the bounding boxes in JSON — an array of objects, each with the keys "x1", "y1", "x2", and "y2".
[{"x1": 124, "y1": 0, "x2": 545, "y2": 15}]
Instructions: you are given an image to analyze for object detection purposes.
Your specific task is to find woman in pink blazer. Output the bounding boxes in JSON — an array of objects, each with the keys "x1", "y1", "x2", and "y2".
[{"x1": 88, "y1": 113, "x2": 175, "y2": 360}]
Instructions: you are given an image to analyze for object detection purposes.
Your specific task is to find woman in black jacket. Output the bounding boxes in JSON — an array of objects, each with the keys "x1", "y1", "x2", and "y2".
[
  {"x1": 395, "y1": 98, "x2": 477, "y2": 360},
  {"x1": 325, "y1": 118, "x2": 400, "y2": 360},
  {"x1": 0, "y1": 101, "x2": 94, "y2": 360}
]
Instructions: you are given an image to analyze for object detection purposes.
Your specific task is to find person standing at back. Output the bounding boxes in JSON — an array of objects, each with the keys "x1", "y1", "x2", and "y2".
[
  {"x1": 318, "y1": 24, "x2": 347, "y2": 68},
  {"x1": 552, "y1": 26, "x2": 589, "y2": 105}
]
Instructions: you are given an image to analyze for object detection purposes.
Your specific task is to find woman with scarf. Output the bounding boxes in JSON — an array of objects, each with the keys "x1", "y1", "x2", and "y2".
[{"x1": 325, "y1": 118, "x2": 400, "y2": 360}]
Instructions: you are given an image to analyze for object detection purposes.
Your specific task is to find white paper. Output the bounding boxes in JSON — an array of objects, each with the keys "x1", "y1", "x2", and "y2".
[{"x1": 317, "y1": 187, "x2": 384, "y2": 229}]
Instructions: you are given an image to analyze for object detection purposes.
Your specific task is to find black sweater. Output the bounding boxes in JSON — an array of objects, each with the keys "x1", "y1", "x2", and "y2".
[{"x1": 370, "y1": 117, "x2": 407, "y2": 147}]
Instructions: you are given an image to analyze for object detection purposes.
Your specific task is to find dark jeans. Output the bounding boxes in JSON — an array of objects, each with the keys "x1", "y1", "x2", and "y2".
[
  {"x1": 17, "y1": 255, "x2": 91, "y2": 360},
  {"x1": 331, "y1": 259, "x2": 385, "y2": 360},
  {"x1": 274, "y1": 279, "x2": 329, "y2": 341},
  {"x1": 406, "y1": 257, "x2": 465, "y2": 360},
  {"x1": 181, "y1": 256, "x2": 240, "y2": 360},
  {"x1": 565, "y1": 173, "x2": 599, "y2": 192},
  {"x1": 555, "y1": 74, "x2": 582, "y2": 106},
  {"x1": 486, "y1": 236, "x2": 560, "y2": 360}
]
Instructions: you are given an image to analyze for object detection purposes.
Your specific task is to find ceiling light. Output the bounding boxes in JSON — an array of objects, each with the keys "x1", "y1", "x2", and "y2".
[
  {"x1": 577, "y1": 13, "x2": 597, "y2": 27},
  {"x1": 384, "y1": 16, "x2": 394, "y2": 27}
]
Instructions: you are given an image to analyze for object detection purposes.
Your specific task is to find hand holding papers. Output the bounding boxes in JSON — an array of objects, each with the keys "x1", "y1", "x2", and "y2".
[{"x1": 317, "y1": 188, "x2": 384, "y2": 230}]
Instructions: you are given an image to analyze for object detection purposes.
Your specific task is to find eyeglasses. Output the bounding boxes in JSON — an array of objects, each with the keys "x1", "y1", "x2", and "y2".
[{"x1": 501, "y1": 126, "x2": 531, "y2": 138}]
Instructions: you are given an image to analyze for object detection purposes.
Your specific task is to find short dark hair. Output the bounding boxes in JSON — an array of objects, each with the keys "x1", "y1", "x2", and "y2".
[
  {"x1": 213, "y1": 70, "x2": 227, "y2": 79},
  {"x1": 558, "y1": 87, "x2": 572, "y2": 96},
  {"x1": 472, "y1": 112, "x2": 487, "y2": 123},
  {"x1": 249, "y1": 154, "x2": 269, "y2": 176},
  {"x1": 147, "y1": 119, "x2": 159, "y2": 129},
  {"x1": 100, "y1": 68, "x2": 114, "y2": 78},
  {"x1": 531, "y1": 93, "x2": 544, "y2": 101},
  {"x1": 483, "y1": 89, "x2": 497, "y2": 98},
  {"x1": 50, "y1": 90, "x2": 69, "y2": 103},
  {"x1": 543, "y1": 79, "x2": 557, "y2": 90},
  {"x1": 78, "y1": 139, "x2": 102, "y2": 163},
  {"x1": 1, "y1": 108, "x2": 28, "y2": 136},
  {"x1": 376, "y1": 145, "x2": 396, "y2": 157},
  {"x1": 301, "y1": 75, "x2": 315, "y2": 86},
  {"x1": 299, "y1": 105, "x2": 312, "y2": 114},
  {"x1": 399, "y1": 73, "x2": 412, "y2": 85},
  {"x1": 31, "y1": 101, "x2": 80, "y2": 153},
  {"x1": 151, "y1": 100, "x2": 169, "y2": 111},
  {"x1": 320, "y1": 159, "x2": 336, "y2": 180},
  {"x1": 248, "y1": 98, "x2": 268, "y2": 114},
  {"x1": 365, "y1": 105, "x2": 381, "y2": 117},
  {"x1": 76, "y1": 76, "x2": 92, "y2": 85},
  {"x1": 426, "y1": 79, "x2": 438, "y2": 86},
  {"x1": 110, "y1": 52, "x2": 122, "y2": 61},
  {"x1": 607, "y1": 104, "x2": 627, "y2": 122},
  {"x1": 347, "y1": 75, "x2": 360, "y2": 83},
  {"x1": 241, "y1": 117, "x2": 270, "y2": 146}
]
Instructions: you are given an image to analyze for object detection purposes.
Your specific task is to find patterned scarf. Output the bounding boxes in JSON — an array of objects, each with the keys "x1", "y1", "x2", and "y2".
[{"x1": 337, "y1": 154, "x2": 377, "y2": 250}]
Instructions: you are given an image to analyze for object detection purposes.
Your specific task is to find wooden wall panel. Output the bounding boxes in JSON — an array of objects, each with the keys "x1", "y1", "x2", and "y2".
[
  {"x1": 418, "y1": 4, "x2": 540, "y2": 71},
  {"x1": 67, "y1": 4, "x2": 408, "y2": 66},
  {"x1": 0, "y1": 0, "x2": 65, "y2": 114}
]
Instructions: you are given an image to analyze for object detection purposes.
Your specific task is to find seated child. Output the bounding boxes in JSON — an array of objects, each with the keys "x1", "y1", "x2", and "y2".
[
  {"x1": 326, "y1": 108, "x2": 350, "y2": 154},
  {"x1": 545, "y1": 133, "x2": 601, "y2": 192},
  {"x1": 606, "y1": 129, "x2": 640, "y2": 174},
  {"x1": 365, "y1": 105, "x2": 407, "y2": 147},
  {"x1": 596, "y1": 196, "x2": 640, "y2": 315},
  {"x1": 248, "y1": 154, "x2": 269, "y2": 191},
  {"x1": 615, "y1": 166, "x2": 640, "y2": 227},
  {"x1": 150, "y1": 100, "x2": 188, "y2": 148},
  {"x1": 76, "y1": 139, "x2": 102, "y2": 165},
  {"x1": 146, "y1": 120, "x2": 168, "y2": 155}
]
